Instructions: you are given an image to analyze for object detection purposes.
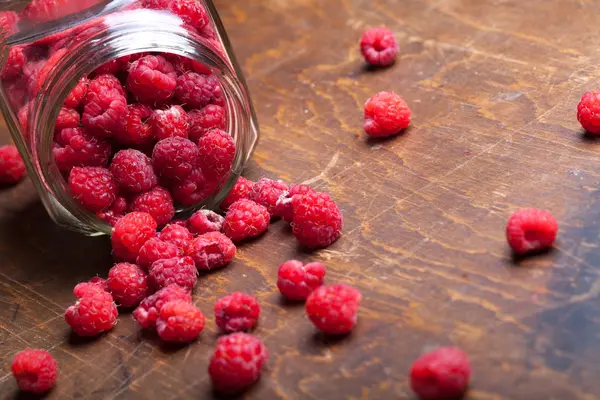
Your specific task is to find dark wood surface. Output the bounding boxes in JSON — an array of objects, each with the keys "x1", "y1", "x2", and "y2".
[{"x1": 3, "y1": 0, "x2": 600, "y2": 398}]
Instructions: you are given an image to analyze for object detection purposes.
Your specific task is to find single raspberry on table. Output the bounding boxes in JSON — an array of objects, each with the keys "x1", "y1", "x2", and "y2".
[
  {"x1": 197, "y1": 128, "x2": 235, "y2": 180},
  {"x1": 364, "y1": 91, "x2": 411, "y2": 137},
  {"x1": 222, "y1": 199, "x2": 269, "y2": 242},
  {"x1": 73, "y1": 277, "x2": 107, "y2": 298},
  {"x1": 159, "y1": 223, "x2": 193, "y2": 251},
  {"x1": 96, "y1": 196, "x2": 127, "y2": 226},
  {"x1": 151, "y1": 137, "x2": 199, "y2": 181},
  {"x1": 53, "y1": 127, "x2": 112, "y2": 173},
  {"x1": 274, "y1": 184, "x2": 316, "y2": 223},
  {"x1": 149, "y1": 105, "x2": 190, "y2": 140},
  {"x1": 156, "y1": 300, "x2": 205, "y2": 343},
  {"x1": 55, "y1": 107, "x2": 80, "y2": 133},
  {"x1": 292, "y1": 191, "x2": 342, "y2": 248},
  {"x1": 82, "y1": 87, "x2": 128, "y2": 139},
  {"x1": 128, "y1": 186, "x2": 175, "y2": 227},
  {"x1": 188, "y1": 105, "x2": 226, "y2": 142},
  {"x1": 149, "y1": 256, "x2": 198, "y2": 291},
  {"x1": 410, "y1": 347, "x2": 471, "y2": 400},
  {"x1": 106, "y1": 263, "x2": 150, "y2": 307},
  {"x1": 578, "y1": 90, "x2": 600, "y2": 134},
  {"x1": 220, "y1": 176, "x2": 253, "y2": 211},
  {"x1": 305, "y1": 284, "x2": 361, "y2": 335},
  {"x1": 214, "y1": 292, "x2": 260, "y2": 332},
  {"x1": 111, "y1": 211, "x2": 157, "y2": 263},
  {"x1": 68, "y1": 166, "x2": 117, "y2": 212},
  {"x1": 114, "y1": 104, "x2": 154, "y2": 145},
  {"x1": 64, "y1": 77, "x2": 89, "y2": 109},
  {"x1": 250, "y1": 178, "x2": 289, "y2": 216},
  {"x1": 187, "y1": 231, "x2": 236, "y2": 270},
  {"x1": 208, "y1": 332, "x2": 269, "y2": 393},
  {"x1": 360, "y1": 27, "x2": 398, "y2": 67},
  {"x1": 127, "y1": 55, "x2": 177, "y2": 104},
  {"x1": 133, "y1": 283, "x2": 192, "y2": 329},
  {"x1": 65, "y1": 290, "x2": 118, "y2": 336},
  {"x1": 175, "y1": 71, "x2": 217, "y2": 109},
  {"x1": 171, "y1": 166, "x2": 217, "y2": 206},
  {"x1": 2, "y1": 46, "x2": 26, "y2": 80},
  {"x1": 188, "y1": 209, "x2": 224, "y2": 235},
  {"x1": 110, "y1": 149, "x2": 158, "y2": 194},
  {"x1": 277, "y1": 260, "x2": 325, "y2": 301},
  {"x1": 11, "y1": 349, "x2": 58, "y2": 394},
  {"x1": 136, "y1": 238, "x2": 182, "y2": 271},
  {"x1": 0, "y1": 145, "x2": 26, "y2": 184},
  {"x1": 506, "y1": 208, "x2": 558, "y2": 255}
]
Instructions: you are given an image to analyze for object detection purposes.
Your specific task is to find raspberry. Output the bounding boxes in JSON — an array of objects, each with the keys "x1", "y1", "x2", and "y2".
[
  {"x1": 82, "y1": 86, "x2": 128, "y2": 139},
  {"x1": 188, "y1": 105, "x2": 226, "y2": 142},
  {"x1": 31, "y1": 48, "x2": 68, "y2": 94},
  {"x1": 220, "y1": 176, "x2": 253, "y2": 210},
  {"x1": 156, "y1": 300, "x2": 205, "y2": 343},
  {"x1": 208, "y1": 333, "x2": 268, "y2": 393},
  {"x1": 364, "y1": 91, "x2": 411, "y2": 137},
  {"x1": 96, "y1": 196, "x2": 127, "y2": 226},
  {"x1": 149, "y1": 256, "x2": 198, "y2": 291},
  {"x1": 274, "y1": 184, "x2": 316, "y2": 223},
  {"x1": 166, "y1": 53, "x2": 211, "y2": 76},
  {"x1": 149, "y1": 105, "x2": 190, "y2": 140},
  {"x1": 188, "y1": 209, "x2": 224, "y2": 235},
  {"x1": 2, "y1": 47, "x2": 26, "y2": 80},
  {"x1": 171, "y1": 166, "x2": 217, "y2": 206},
  {"x1": 410, "y1": 347, "x2": 471, "y2": 400},
  {"x1": 110, "y1": 149, "x2": 158, "y2": 193},
  {"x1": 133, "y1": 284, "x2": 192, "y2": 329},
  {"x1": 111, "y1": 212, "x2": 157, "y2": 263},
  {"x1": 222, "y1": 199, "x2": 269, "y2": 242},
  {"x1": 136, "y1": 238, "x2": 182, "y2": 271},
  {"x1": 65, "y1": 290, "x2": 118, "y2": 336},
  {"x1": 18, "y1": 104, "x2": 30, "y2": 134},
  {"x1": 11, "y1": 349, "x2": 58, "y2": 394},
  {"x1": 305, "y1": 284, "x2": 361, "y2": 335},
  {"x1": 145, "y1": 0, "x2": 209, "y2": 31},
  {"x1": 114, "y1": 104, "x2": 153, "y2": 145},
  {"x1": 93, "y1": 59, "x2": 122, "y2": 76},
  {"x1": 214, "y1": 292, "x2": 260, "y2": 332},
  {"x1": 187, "y1": 231, "x2": 236, "y2": 270},
  {"x1": 151, "y1": 137, "x2": 199, "y2": 181},
  {"x1": 128, "y1": 186, "x2": 175, "y2": 227},
  {"x1": 0, "y1": 144, "x2": 26, "y2": 184},
  {"x1": 106, "y1": 263, "x2": 150, "y2": 307},
  {"x1": 5, "y1": 78, "x2": 28, "y2": 110},
  {"x1": 64, "y1": 77, "x2": 89, "y2": 109},
  {"x1": 360, "y1": 27, "x2": 398, "y2": 67},
  {"x1": 68, "y1": 166, "x2": 117, "y2": 212},
  {"x1": 22, "y1": 0, "x2": 92, "y2": 22},
  {"x1": 0, "y1": 11, "x2": 19, "y2": 35},
  {"x1": 197, "y1": 129, "x2": 235, "y2": 180},
  {"x1": 506, "y1": 208, "x2": 558, "y2": 255},
  {"x1": 88, "y1": 73, "x2": 126, "y2": 96},
  {"x1": 578, "y1": 90, "x2": 600, "y2": 134},
  {"x1": 158, "y1": 223, "x2": 193, "y2": 251},
  {"x1": 53, "y1": 127, "x2": 112, "y2": 173},
  {"x1": 175, "y1": 72, "x2": 217, "y2": 109},
  {"x1": 73, "y1": 278, "x2": 107, "y2": 298},
  {"x1": 55, "y1": 107, "x2": 80, "y2": 132},
  {"x1": 127, "y1": 55, "x2": 177, "y2": 104},
  {"x1": 250, "y1": 178, "x2": 289, "y2": 216},
  {"x1": 292, "y1": 192, "x2": 342, "y2": 248},
  {"x1": 277, "y1": 260, "x2": 325, "y2": 301}
]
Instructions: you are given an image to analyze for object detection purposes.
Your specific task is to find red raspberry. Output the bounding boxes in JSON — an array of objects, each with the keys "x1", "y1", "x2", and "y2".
[
  {"x1": 188, "y1": 105, "x2": 226, "y2": 142},
  {"x1": 88, "y1": 73, "x2": 126, "y2": 96},
  {"x1": 197, "y1": 129, "x2": 235, "y2": 180},
  {"x1": 292, "y1": 192, "x2": 342, "y2": 248},
  {"x1": 274, "y1": 184, "x2": 316, "y2": 223},
  {"x1": 111, "y1": 211, "x2": 157, "y2": 262},
  {"x1": 22, "y1": 0, "x2": 94, "y2": 22},
  {"x1": 68, "y1": 166, "x2": 117, "y2": 212},
  {"x1": 110, "y1": 149, "x2": 158, "y2": 193},
  {"x1": 171, "y1": 166, "x2": 217, "y2": 206},
  {"x1": 55, "y1": 107, "x2": 80, "y2": 132},
  {"x1": 53, "y1": 127, "x2": 112, "y2": 173},
  {"x1": 506, "y1": 208, "x2": 558, "y2": 255},
  {"x1": 250, "y1": 178, "x2": 289, "y2": 216},
  {"x1": 133, "y1": 283, "x2": 192, "y2": 329},
  {"x1": 166, "y1": 53, "x2": 211, "y2": 76},
  {"x1": 128, "y1": 186, "x2": 175, "y2": 227},
  {"x1": 305, "y1": 284, "x2": 361, "y2": 335},
  {"x1": 65, "y1": 290, "x2": 118, "y2": 336},
  {"x1": 106, "y1": 263, "x2": 150, "y2": 307},
  {"x1": 73, "y1": 278, "x2": 107, "y2": 298},
  {"x1": 0, "y1": 11, "x2": 19, "y2": 35},
  {"x1": 187, "y1": 231, "x2": 235, "y2": 270},
  {"x1": 151, "y1": 137, "x2": 199, "y2": 181},
  {"x1": 127, "y1": 55, "x2": 177, "y2": 104},
  {"x1": 175, "y1": 72, "x2": 217, "y2": 109},
  {"x1": 364, "y1": 91, "x2": 411, "y2": 137},
  {"x1": 11, "y1": 349, "x2": 57, "y2": 394},
  {"x1": 188, "y1": 209, "x2": 224, "y2": 235},
  {"x1": 360, "y1": 27, "x2": 398, "y2": 67},
  {"x1": 149, "y1": 105, "x2": 190, "y2": 140},
  {"x1": 214, "y1": 292, "x2": 260, "y2": 332},
  {"x1": 4, "y1": 78, "x2": 28, "y2": 110},
  {"x1": 114, "y1": 104, "x2": 153, "y2": 145},
  {"x1": 149, "y1": 256, "x2": 198, "y2": 291},
  {"x1": 220, "y1": 176, "x2": 253, "y2": 210},
  {"x1": 2, "y1": 46, "x2": 26, "y2": 80},
  {"x1": 93, "y1": 59, "x2": 123, "y2": 76},
  {"x1": 222, "y1": 199, "x2": 269, "y2": 242},
  {"x1": 31, "y1": 48, "x2": 68, "y2": 94},
  {"x1": 410, "y1": 347, "x2": 471, "y2": 400},
  {"x1": 277, "y1": 260, "x2": 325, "y2": 301},
  {"x1": 208, "y1": 333, "x2": 269, "y2": 393},
  {"x1": 136, "y1": 238, "x2": 182, "y2": 271},
  {"x1": 156, "y1": 300, "x2": 205, "y2": 343},
  {"x1": 64, "y1": 77, "x2": 89, "y2": 109},
  {"x1": 144, "y1": 0, "x2": 209, "y2": 31},
  {"x1": 82, "y1": 87, "x2": 128, "y2": 139},
  {"x1": 0, "y1": 144, "x2": 26, "y2": 184},
  {"x1": 158, "y1": 223, "x2": 193, "y2": 251},
  {"x1": 96, "y1": 196, "x2": 127, "y2": 226},
  {"x1": 578, "y1": 90, "x2": 600, "y2": 134}
]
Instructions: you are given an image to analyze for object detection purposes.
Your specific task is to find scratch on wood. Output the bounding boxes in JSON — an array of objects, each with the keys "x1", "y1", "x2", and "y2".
[
  {"x1": 11, "y1": 303, "x2": 19, "y2": 322},
  {"x1": 302, "y1": 150, "x2": 340, "y2": 185}
]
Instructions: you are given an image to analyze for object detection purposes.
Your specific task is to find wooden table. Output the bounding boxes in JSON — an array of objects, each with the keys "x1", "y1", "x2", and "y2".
[{"x1": 2, "y1": 0, "x2": 600, "y2": 398}]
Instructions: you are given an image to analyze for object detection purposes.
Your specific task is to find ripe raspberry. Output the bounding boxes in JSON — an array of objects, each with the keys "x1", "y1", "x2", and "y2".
[
  {"x1": 2, "y1": 46, "x2": 26, "y2": 80},
  {"x1": 166, "y1": 53, "x2": 211, "y2": 76},
  {"x1": 175, "y1": 72, "x2": 217, "y2": 109},
  {"x1": 197, "y1": 129, "x2": 235, "y2": 180},
  {"x1": 0, "y1": 144, "x2": 26, "y2": 184},
  {"x1": 151, "y1": 137, "x2": 199, "y2": 181},
  {"x1": 156, "y1": 300, "x2": 205, "y2": 343},
  {"x1": 220, "y1": 176, "x2": 253, "y2": 210},
  {"x1": 73, "y1": 278, "x2": 107, "y2": 298},
  {"x1": 188, "y1": 105, "x2": 226, "y2": 142},
  {"x1": 82, "y1": 86, "x2": 127, "y2": 139},
  {"x1": 65, "y1": 290, "x2": 118, "y2": 336},
  {"x1": 506, "y1": 208, "x2": 558, "y2": 255},
  {"x1": 149, "y1": 105, "x2": 190, "y2": 140},
  {"x1": 144, "y1": 0, "x2": 209, "y2": 31},
  {"x1": 64, "y1": 77, "x2": 89, "y2": 109},
  {"x1": 159, "y1": 223, "x2": 193, "y2": 251},
  {"x1": 222, "y1": 199, "x2": 269, "y2": 242},
  {"x1": 149, "y1": 256, "x2": 198, "y2": 291},
  {"x1": 129, "y1": 186, "x2": 175, "y2": 227},
  {"x1": 96, "y1": 196, "x2": 127, "y2": 226},
  {"x1": 93, "y1": 59, "x2": 122, "y2": 76},
  {"x1": 106, "y1": 263, "x2": 150, "y2": 307},
  {"x1": 305, "y1": 284, "x2": 361, "y2": 335},
  {"x1": 0, "y1": 11, "x2": 19, "y2": 35},
  {"x1": 171, "y1": 166, "x2": 217, "y2": 206},
  {"x1": 292, "y1": 192, "x2": 342, "y2": 248},
  {"x1": 360, "y1": 27, "x2": 398, "y2": 67},
  {"x1": 364, "y1": 91, "x2": 411, "y2": 137},
  {"x1": 110, "y1": 149, "x2": 158, "y2": 193},
  {"x1": 55, "y1": 107, "x2": 80, "y2": 133},
  {"x1": 214, "y1": 292, "x2": 260, "y2": 332},
  {"x1": 22, "y1": 0, "x2": 92, "y2": 22},
  {"x1": 88, "y1": 73, "x2": 126, "y2": 96},
  {"x1": 578, "y1": 90, "x2": 600, "y2": 134},
  {"x1": 250, "y1": 178, "x2": 289, "y2": 216},
  {"x1": 111, "y1": 211, "x2": 157, "y2": 262},
  {"x1": 53, "y1": 127, "x2": 112, "y2": 173},
  {"x1": 136, "y1": 238, "x2": 182, "y2": 271},
  {"x1": 410, "y1": 347, "x2": 471, "y2": 400},
  {"x1": 114, "y1": 104, "x2": 153, "y2": 145},
  {"x1": 4, "y1": 78, "x2": 28, "y2": 110},
  {"x1": 277, "y1": 260, "x2": 325, "y2": 301},
  {"x1": 187, "y1": 231, "x2": 236, "y2": 270},
  {"x1": 31, "y1": 48, "x2": 68, "y2": 94},
  {"x1": 127, "y1": 55, "x2": 177, "y2": 104},
  {"x1": 208, "y1": 333, "x2": 269, "y2": 393},
  {"x1": 133, "y1": 283, "x2": 192, "y2": 329},
  {"x1": 188, "y1": 209, "x2": 224, "y2": 235},
  {"x1": 68, "y1": 166, "x2": 117, "y2": 212},
  {"x1": 274, "y1": 184, "x2": 316, "y2": 223},
  {"x1": 11, "y1": 349, "x2": 57, "y2": 394}
]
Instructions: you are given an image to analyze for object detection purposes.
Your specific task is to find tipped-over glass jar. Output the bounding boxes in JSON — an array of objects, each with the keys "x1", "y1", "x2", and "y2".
[{"x1": 0, "y1": 0, "x2": 259, "y2": 235}]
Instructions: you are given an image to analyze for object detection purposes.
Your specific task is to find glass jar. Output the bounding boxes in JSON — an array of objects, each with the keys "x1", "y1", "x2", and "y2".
[{"x1": 0, "y1": 0, "x2": 259, "y2": 235}]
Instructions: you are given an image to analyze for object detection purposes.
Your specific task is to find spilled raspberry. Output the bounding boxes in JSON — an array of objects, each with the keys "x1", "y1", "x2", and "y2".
[
  {"x1": 410, "y1": 347, "x2": 471, "y2": 400},
  {"x1": 149, "y1": 256, "x2": 198, "y2": 291},
  {"x1": 111, "y1": 211, "x2": 157, "y2": 263},
  {"x1": 305, "y1": 284, "x2": 361, "y2": 335},
  {"x1": 292, "y1": 191, "x2": 342, "y2": 248},
  {"x1": 128, "y1": 186, "x2": 175, "y2": 227},
  {"x1": 364, "y1": 91, "x2": 411, "y2": 137},
  {"x1": 506, "y1": 208, "x2": 558, "y2": 255},
  {"x1": 11, "y1": 349, "x2": 58, "y2": 394},
  {"x1": 187, "y1": 231, "x2": 235, "y2": 270},
  {"x1": 277, "y1": 260, "x2": 326, "y2": 301},
  {"x1": 188, "y1": 209, "x2": 224, "y2": 235},
  {"x1": 214, "y1": 292, "x2": 260, "y2": 332},
  {"x1": 222, "y1": 199, "x2": 269, "y2": 242},
  {"x1": 156, "y1": 300, "x2": 205, "y2": 343},
  {"x1": 136, "y1": 238, "x2": 182, "y2": 271},
  {"x1": 133, "y1": 283, "x2": 192, "y2": 329}
]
